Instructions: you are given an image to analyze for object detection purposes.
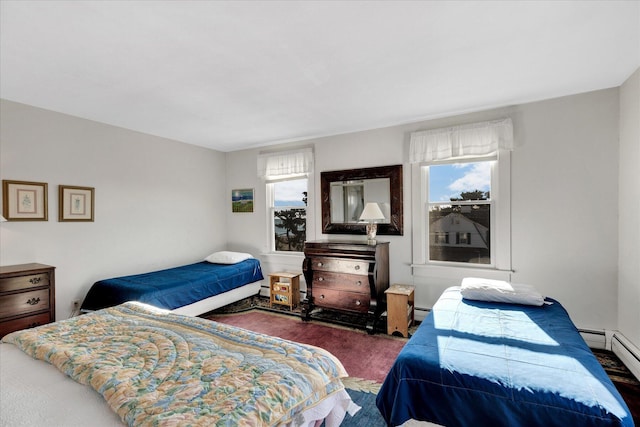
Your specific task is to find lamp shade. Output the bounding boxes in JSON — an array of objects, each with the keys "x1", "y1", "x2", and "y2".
[{"x1": 359, "y1": 202, "x2": 385, "y2": 221}]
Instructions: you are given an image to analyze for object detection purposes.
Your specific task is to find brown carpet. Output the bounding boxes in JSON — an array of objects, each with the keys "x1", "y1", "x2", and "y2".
[
  {"x1": 204, "y1": 297, "x2": 640, "y2": 423},
  {"x1": 207, "y1": 309, "x2": 405, "y2": 384}
]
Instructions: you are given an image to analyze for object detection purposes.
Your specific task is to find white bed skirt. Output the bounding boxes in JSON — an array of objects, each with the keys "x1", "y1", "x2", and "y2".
[{"x1": 171, "y1": 280, "x2": 261, "y2": 316}]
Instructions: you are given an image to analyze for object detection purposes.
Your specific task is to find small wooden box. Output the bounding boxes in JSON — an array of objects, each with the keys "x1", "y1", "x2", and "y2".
[
  {"x1": 385, "y1": 284, "x2": 415, "y2": 337},
  {"x1": 269, "y1": 272, "x2": 301, "y2": 310}
]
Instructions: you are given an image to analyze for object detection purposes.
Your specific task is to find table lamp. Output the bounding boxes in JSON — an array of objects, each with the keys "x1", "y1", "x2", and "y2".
[{"x1": 359, "y1": 202, "x2": 385, "y2": 245}]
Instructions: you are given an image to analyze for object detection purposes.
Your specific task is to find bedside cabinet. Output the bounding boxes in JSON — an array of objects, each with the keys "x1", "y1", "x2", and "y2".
[
  {"x1": 385, "y1": 284, "x2": 415, "y2": 338},
  {"x1": 269, "y1": 272, "x2": 301, "y2": 310},
  {"x1": 0, "y1": 263, "x2": 56, "y2": 338}
]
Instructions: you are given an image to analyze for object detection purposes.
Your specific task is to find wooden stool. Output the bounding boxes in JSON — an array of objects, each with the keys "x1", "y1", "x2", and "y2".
[{"x1": 385, "y1": 284, "x2": 415, "y2": 337}]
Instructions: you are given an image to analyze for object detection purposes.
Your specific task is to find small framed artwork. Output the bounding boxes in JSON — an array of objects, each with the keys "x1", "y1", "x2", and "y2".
[
  {"x1": 2, "y1": 180, "x2": 48, "y2": 221},
  {"x1": 59, "y1": 185, "x2": 95, "y2": 222},
  {"x1": 232, "y1": 188, "x2": 254, "y2": 213}
]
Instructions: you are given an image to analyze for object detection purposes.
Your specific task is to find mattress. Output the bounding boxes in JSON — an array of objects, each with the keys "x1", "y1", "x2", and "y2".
[
  {"x1": 376, "y1": 287, "x2": 634, "y2": 427},
  {"x1": 81, "y1": 259, "x2": 263, "y2": 312}
]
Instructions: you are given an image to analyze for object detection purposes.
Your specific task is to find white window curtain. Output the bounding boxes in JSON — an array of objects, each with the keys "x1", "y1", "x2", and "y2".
[
  {"x1": 257, "y1": 148, "x2": 314, "y2": 180},
  {"x1": 409, "y1": 118, "x2": 513, "y2": 163}
]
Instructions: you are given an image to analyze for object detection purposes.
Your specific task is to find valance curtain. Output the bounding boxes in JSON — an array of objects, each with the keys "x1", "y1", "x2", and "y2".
[
  {"x1": 257, "y1": 147, "x2": 313, "y2": 180},
  {"x1": 409, "y1": 118, "x2": 513, "y2": 163}
]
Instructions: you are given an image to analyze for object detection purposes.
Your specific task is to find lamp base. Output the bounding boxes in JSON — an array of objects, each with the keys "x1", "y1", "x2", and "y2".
[{"x1": 365, "y1": 223, "x2": 378, "y2": 245}]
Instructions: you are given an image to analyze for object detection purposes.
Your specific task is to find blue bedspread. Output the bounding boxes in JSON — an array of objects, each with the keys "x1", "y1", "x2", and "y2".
[
  {"x1": 80, "y1": 259, "x2": 263, "y2": 312},
  {"x1": 376, "y1": 287, "x2": 634, "y2": 427}
]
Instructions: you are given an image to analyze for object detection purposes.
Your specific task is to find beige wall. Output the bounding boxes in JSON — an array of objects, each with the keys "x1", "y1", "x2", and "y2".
[
  {"x1": 226, "y1": 88, "x2": 621, "y2": 332},
  {"x1": 0, "y1": 100, "x2": 228, "y2": 319},
  {"x1": 618, "y1": 68, "x2": 640, "y2": 347}
]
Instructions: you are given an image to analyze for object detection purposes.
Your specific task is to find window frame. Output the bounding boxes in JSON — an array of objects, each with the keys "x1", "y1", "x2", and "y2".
[
  {"x1": 266, "y1": 175, "x2": 312, "y2": 254},
  {"x1": 411, "y1": 150, "x2": 511, "y2": 277}
]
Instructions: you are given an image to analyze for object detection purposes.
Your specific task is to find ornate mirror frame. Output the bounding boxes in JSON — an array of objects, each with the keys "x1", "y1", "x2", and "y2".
[{"x1": 321, "y1": 164, "x2": 403, "y2": 236}]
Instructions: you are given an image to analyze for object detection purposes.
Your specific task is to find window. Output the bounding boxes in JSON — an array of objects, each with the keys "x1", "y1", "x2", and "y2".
[
  {"x1": 428, "y1": 160, "x2": 492, "y2": 264},
  {"x1": 258, "y1": 148, "x2": 313, "y2": 254},
  {"x1": 269, "y1": 178, "x2": 307, "y2": 252},
  {"x1": 410, "y1": 118, "x2": 512, "y2": 272}
]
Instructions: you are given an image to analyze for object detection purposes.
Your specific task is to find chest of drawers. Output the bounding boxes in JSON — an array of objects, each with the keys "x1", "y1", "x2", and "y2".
[
  {"x1": 0, "y1": 263, "x2": 56, "y2": 338},
  {"x1": 302, "y1": 240, "x2": 389, "y2": 333}
]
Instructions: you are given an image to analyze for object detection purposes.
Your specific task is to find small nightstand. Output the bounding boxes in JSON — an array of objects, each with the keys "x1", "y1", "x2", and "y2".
[
  {"x1": 269, "y1": 272, "x2": 301, "y2": 310},
  {"x1": 0, "y1": 263, "x2": 56, "y2": 338},
  {"x1": 385, "y1": 284, "x2": 415, "y2": 337}
]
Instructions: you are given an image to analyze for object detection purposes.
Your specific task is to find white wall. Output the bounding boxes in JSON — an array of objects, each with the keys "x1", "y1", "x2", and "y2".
[
  {"x1": 0, "y1": 100, "x2": 228, "y2": 319},
  {"x1": 225, "y1": 88, "x2": 621, "y2": 332},
  {"x1": 618, "y1": 68, "x2": 640, "y2": 348}
]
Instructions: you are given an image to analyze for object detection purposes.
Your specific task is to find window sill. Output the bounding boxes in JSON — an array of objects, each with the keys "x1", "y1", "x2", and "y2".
[{"x1": 411, "y1": 263, "x2": 513, "y2": 281}]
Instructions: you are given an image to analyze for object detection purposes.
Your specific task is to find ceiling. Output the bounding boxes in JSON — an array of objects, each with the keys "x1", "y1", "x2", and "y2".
[{"x1": 1, "y1": 1, "x2": 638, "y2": 152}]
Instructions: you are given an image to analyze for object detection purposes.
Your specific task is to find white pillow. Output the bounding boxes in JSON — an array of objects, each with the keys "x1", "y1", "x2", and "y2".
[
  {"x1": 460, "y1": 277, "x2": 545, "y2": 306},
  {"x1": 204, "y1": 251, "x2": 253, "y2": 264}
]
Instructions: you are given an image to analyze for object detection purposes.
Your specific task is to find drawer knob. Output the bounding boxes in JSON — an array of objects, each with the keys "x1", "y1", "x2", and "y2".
[
  {"x1": 354, "y1": 265, "x2": 360, "y2": 271},
  {"x1": 355, "y1": 300, "x2": 361, "y2": 306},
  {"x1": 26, "y1": 297, "x2": 41, "y2": 306},
  {"x1": 356, "y1": 280, "x2": 362, "y2": 286},
  {"x1": 29, "y1": 277, "x2": 42, "y2": 284},
  {"x1": 320, "y1": 294, "x2": 325, "y2": 299},
  {"x1": 317, "y1": 277, "x2": 324, "y2": 282},
  {"x1": 317, "y1": 262, "x2": 323, "y2": 267}
]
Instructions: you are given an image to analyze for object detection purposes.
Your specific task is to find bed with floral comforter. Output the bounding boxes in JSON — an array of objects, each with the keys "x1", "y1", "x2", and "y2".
[{"x1": 2, "y1": 302, "x2": 355, "y2": 426}]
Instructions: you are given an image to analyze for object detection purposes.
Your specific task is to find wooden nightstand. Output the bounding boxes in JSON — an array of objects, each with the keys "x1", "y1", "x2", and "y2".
[
  {"x1": 385, "y1": 284, "x2": 415, "y2": 338},
  {"x1": 0, "y1": 263, "x2": 56, "y2": 338},
  {"x1": 269, "y1": 272, "x2": 301, "y2": 310}
]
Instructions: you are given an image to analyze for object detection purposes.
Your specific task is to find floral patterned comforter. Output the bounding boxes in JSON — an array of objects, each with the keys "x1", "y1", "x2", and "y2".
[{"x1": 3, "y1": 302, "x2": 348, "y2": 426}]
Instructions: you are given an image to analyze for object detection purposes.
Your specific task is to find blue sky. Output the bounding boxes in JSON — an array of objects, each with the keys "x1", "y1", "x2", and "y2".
[{"x1": 429, "y1": 161, "x2": 491, "y2": 202}]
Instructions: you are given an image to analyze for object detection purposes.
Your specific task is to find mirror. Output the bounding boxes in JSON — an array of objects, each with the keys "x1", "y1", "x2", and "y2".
[{"x1": 321, "y1": 164, "x2": 403, "y2": 235}]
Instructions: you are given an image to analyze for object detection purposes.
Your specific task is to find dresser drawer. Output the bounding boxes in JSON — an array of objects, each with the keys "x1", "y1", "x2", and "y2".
[
  {"x1": 0, "y1": 289, "x2": 50, "y2": 319},
  {"x1": 309, "y1": 257, "x2": 369, "y2": 275},
  {"x1": 313, "y1": 286, "x2": 370, "y2": 313},
  {"x1": 313, "y1": 271, "x2": 368, "y2": 292},
  {"x1": 0, "y1": 312, "x2": 51, "y2": 338},
  {"x1": 0, "y1": 272, "x2": 50, "y2": 293}
]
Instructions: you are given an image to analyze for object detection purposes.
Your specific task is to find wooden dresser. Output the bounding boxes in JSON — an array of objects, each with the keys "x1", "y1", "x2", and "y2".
[
  {"x1": 0, "y1": 263, "x2": 56, "y2": 338},
  {"x1": 302, "y1": 240, "x2": 389, "y2": 333}
]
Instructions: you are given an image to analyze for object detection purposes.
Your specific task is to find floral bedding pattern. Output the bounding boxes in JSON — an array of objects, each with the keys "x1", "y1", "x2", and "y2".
[{"x1": 3, "y1": 302, "x2": 348, "y2": 426}]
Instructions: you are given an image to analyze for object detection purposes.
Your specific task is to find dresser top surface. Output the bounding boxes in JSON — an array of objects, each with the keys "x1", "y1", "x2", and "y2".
[
  {"x1": 304, "y1": 240, "x2": 389, "y2": 248},
  {"x1": 0, "y1": 263, "x2": 55, "y2": 275}
]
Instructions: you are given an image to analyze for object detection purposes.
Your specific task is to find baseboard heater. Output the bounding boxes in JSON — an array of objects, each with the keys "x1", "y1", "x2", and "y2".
[
  {"x1": 611, "y1": 333, "x2": 640, "y2": 381},
  {"x1": 579, "y1": 328, "x2": 607, "y2": 350}
]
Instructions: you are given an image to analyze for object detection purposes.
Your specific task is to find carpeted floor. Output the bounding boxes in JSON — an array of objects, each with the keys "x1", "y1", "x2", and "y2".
[{"x1": 204, "y1": 296, "x2": 640, "y2": 425}]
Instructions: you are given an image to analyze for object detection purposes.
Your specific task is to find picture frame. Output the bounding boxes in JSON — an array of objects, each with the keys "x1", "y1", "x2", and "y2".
[
  {"x1": 59, "y1": 185, "x2": 95, "y2": 222},
  {"x1": 2, "y1": 180, "x2": 49, "y2": 221},
  {"x1": 232, "y1": 188, "x2": 254, "y2": 213}
]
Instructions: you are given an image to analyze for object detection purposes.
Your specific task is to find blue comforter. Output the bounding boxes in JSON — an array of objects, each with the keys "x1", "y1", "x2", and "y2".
[
  {"x1": 80, "y1": 259, "x2": 263, "y2": 312},
  {"x1": 376, "y1": 287, "x2": 634, "y2": 427}
]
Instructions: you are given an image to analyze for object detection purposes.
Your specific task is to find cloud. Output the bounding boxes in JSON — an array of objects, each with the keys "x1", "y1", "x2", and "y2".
[{"x1": 448, "y1": 162, "x2": 491, "y2": 194}]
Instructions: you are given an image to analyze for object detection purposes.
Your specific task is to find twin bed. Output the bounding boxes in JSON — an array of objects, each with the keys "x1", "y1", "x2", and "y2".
[
  {"x1": 80, "y1": 251, "x2": 264, "y2": 316},
  {"x1": 376, "y1": 285, "x2": 635, "y2": 427}
]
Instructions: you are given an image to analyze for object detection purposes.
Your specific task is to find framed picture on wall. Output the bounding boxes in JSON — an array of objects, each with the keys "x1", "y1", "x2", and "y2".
[
  {"x1": 59, "y1": 185, "x2": 95, "y2": 222},
  {"x1": 232, "y1": 188, "x2": 254, "y2": 213},
  {"x1": 2, "y1": 180, "x2": 49, "y2": 221}
]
